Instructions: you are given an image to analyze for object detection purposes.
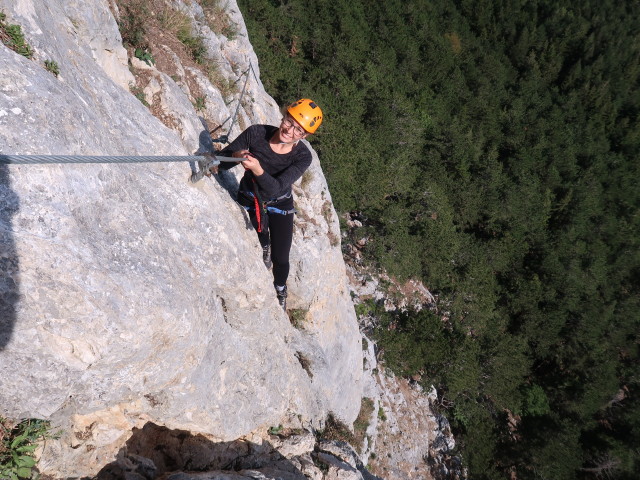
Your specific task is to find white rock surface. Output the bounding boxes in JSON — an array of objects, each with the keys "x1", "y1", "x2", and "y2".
[
  {"x1": 0, "y1": 0, "x2": 362, "y2": 477},
  {"x1": 356, "y1": 333, "x2": 460, "y2": 480}
]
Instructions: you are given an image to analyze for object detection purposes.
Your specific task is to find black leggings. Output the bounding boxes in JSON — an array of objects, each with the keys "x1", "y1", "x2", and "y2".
[{"x1": 250, "y1": 210, "x2": 294, "y2": 286}]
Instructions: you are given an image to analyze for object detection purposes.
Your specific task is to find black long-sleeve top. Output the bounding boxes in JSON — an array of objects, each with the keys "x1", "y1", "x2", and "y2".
[{"x1": 219, "y1": 125, "x2": 312, "y2": 208}]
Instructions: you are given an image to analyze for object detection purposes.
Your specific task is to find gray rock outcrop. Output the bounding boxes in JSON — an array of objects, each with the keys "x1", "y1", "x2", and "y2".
[
  {"x1": 93, "y1": 424, "x2": 381, "y2": 480},
  {"x1": 0, "y1": 0, "x2": 362, "y2": 477}
]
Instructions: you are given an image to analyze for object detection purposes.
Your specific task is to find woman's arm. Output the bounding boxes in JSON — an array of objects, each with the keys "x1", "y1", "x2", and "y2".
[
  {"x1": 253, "y1": 149, "x2": 312, "y2": 199},
  {"x1": 234, "y1": 150, "x2": 264, "y2": 176},
  {"x1": 217, "y1": 127, "x2": 254, "y2": 171}
]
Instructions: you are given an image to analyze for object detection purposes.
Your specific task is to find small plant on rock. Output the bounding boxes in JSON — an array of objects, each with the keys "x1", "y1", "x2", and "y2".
[
  {"x1": 44, "y1": 59, "x2": 60, "y2": 77},
  {"x1": 288, "y1": 308, "x2": 308, "y2": 329},
  {"x1": 317, "y1": 413, "x2": 355, "y2": 444},
  {"x1": 0, "y1": 417, "x2": 58, "y2": 480},
  {"x1": 129, "y1": 83, "x2": 149, "y2": 107},
  {"x1": 378, "y1": 406, "x2": 387, "y2": 421},
  {"x1": 134, "y1": 48, "x2": 155, "y2": 66},
  {"x1": 194, "y1": 95, "x2": 206, "y2": 111},
  {"x1": 177, "y1": 27, "x2": 207, "y2": 64},
  {"x1": 0, "y1": 11, "x2": 34, "y2": 59},
  {"x1": 353, "y1": 397, "x2": 375, "y2": 447}
]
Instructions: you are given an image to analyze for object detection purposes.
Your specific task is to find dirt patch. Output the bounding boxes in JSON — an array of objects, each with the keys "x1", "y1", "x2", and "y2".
[
  {"x1": 113, "y1": 0, "x2": 230, "y2": 128},
  {"x1": 115, "y1": 0, "x2": 201, "y2": 72}
]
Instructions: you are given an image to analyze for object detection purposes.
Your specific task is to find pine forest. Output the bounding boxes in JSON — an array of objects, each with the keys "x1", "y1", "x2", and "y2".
[{"x1": 238, "y1": 0, "x2": 640, "y2": 478}]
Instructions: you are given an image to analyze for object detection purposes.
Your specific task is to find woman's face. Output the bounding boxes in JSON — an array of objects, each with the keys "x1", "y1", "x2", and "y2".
[{"x1": 279, "y1": 115, "x2": 307, "y2": 142}]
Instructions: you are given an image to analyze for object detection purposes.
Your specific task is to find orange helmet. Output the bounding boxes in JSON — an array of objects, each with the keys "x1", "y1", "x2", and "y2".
[{"x1": 287, "y1": 99, "x2": 323, "y2": 134}]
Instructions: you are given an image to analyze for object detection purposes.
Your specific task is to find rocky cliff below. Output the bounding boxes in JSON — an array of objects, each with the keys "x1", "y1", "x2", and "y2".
[{"x1": 0, "y1": 1, "x2": 458, "y2": 479}]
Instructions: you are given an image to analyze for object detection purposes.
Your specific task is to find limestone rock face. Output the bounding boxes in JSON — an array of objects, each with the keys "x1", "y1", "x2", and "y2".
[
  {"x1": 0, "y1": 0, "x2": 362, "y2": 477},
  {"x1": 91, "y1": 424, "x2": 381, "y2": 480},
  {"x1": 354, "y1": 334, "x2": 462, "y2": 480}
]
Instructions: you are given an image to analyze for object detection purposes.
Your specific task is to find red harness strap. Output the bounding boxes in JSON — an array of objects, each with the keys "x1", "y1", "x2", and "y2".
[{"x1": 252, "y1": 178, "x2": 263, "y2": 232}]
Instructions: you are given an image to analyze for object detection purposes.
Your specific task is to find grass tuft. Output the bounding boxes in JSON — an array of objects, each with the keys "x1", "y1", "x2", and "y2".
[
  {"x1": 44, "y1": 59, "x2": 60, "y2": 77},
  {"x1": 202, "y1": 0, "x2": 240, "y2": 40},
  {"x1": 0, "y1": 11, "x2": 34, "y2": 59},
  {"x1": 288, "y1": 308, "x2": 308, "y2": 329},
  {"x1": 317, "y1": 398, "x2": 375, "y2": 453}
]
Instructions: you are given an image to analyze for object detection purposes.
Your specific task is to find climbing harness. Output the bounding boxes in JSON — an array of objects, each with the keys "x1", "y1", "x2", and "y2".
[
  {"x1": 250, "y1": 178, "x2": 266, "y2": 233},
  {"x1": 238, "y1": 188, "x2": 296, "y2": 233}
]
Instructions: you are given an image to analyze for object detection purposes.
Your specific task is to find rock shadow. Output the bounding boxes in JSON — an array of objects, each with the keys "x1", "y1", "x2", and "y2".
[
  {"x1": 193, "y1": 119, "x2": 240, "y2": 197},
  {"x1": 94, "y1": 422, "x2": 310, "y2": 480},
  {"x1": 194, "y1": 124, "x2": 252, "y2": 231},
  {"x1": 0, "y1": 164, "x2": 20, "y2": 350}
]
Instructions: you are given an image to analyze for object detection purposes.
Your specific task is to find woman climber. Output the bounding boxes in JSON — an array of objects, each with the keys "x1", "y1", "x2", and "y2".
[{"x1": 218, "y1": 99, "x2": 323, "y2": 310}]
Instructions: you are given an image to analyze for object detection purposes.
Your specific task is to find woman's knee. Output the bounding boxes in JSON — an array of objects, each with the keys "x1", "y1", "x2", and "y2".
[{"x1": 270, "y1": 243, "x2": 290, "y2": 266}]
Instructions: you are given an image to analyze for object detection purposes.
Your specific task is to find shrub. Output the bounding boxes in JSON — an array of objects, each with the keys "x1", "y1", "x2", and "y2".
[
  {"x1": 353, "y1": 397, "x2": 375, "y2": 447},
  {"x1": 377, "y1": 407, "x2": 387, "y2": 421},
  {"x1": 0, "y1": 11, "x2": 34, "y2": 58},
  {"x1": 204, "y1": 63, "x2": 237, "y2": 101},
  {"x1": 134, "y1": 48, "x2": 154, "y2": 66},
  {"x1": 44, "y1": 59, "x2": 60, "y2": 76},
  {"x1": 288, "y1": 308, "x2": 308, "y2": 329},
  {"x1": 177, "y1": 26, "x2": 207, "y2": 64},
  {"x1": 0, "y1": 417, "x2": 58, "y2": 480},
  {"x1": 129, "y1": 83, "x2": 149, "y2": 107},
  {"x1": 317, "y1": 413, "x2": 355, "y2": 445},
  {"x1": 194, "y1": 95, "x2": 207, "y2": 111},
  {"x1": 117, "y1": 1, "x2": 149, "y2": 49}
]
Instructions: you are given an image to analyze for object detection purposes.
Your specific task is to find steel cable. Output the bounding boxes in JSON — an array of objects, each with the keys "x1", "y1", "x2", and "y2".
[
  {"x1": 0, "y1": 154, "x2": 244, "y2": 165},
  {"x1": 0, "y1": 154, "x2": 203, "y2": 164}
]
